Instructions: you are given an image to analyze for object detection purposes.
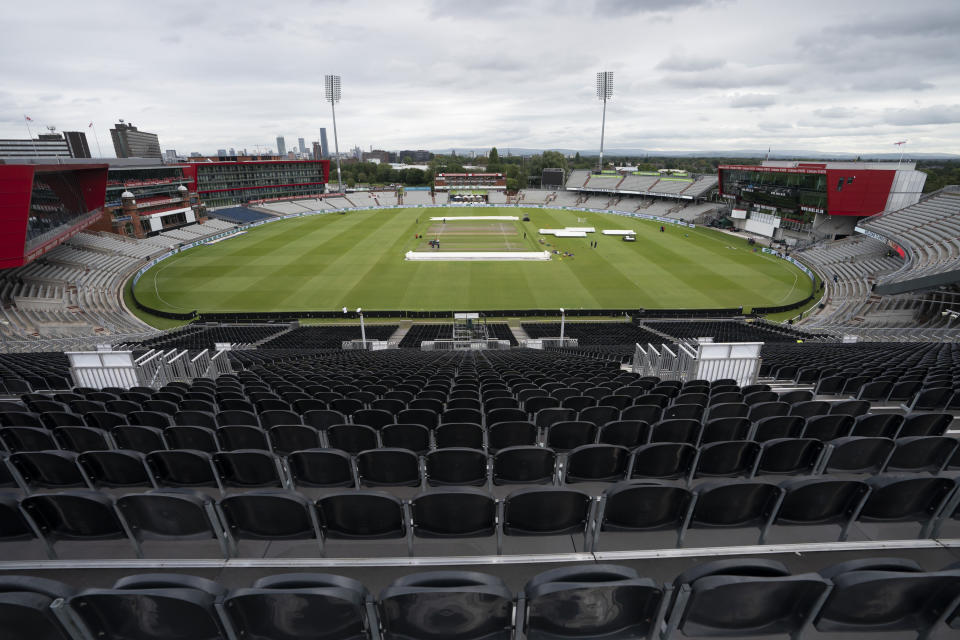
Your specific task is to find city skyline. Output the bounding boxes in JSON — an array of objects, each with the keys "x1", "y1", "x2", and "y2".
[{"x1": 2, "y1": 0, "x2": 959, "y2": 156}]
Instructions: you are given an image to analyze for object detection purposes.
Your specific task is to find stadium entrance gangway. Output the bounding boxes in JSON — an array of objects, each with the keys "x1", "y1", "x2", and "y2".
[
  {"x1": 67, "y1": 346, "x2": 234, "y2": 390},
  {"x1": 633, "y1": 340, "x2": 763, "y2": 387}
]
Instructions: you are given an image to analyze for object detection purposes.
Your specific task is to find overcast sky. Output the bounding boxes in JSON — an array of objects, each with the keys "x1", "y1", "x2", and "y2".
[{"x1": 2, "y1": 0, "x2": 959, "y2": 156}]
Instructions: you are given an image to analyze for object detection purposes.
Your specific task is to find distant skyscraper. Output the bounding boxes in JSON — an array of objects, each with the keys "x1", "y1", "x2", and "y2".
[
  {"x1": 229, "y1": 147, "x2": 236, "y2": 155},
  {"x1": 217, "y1": 149, "x2": 227, "y2": 156},
  {"x1": 63, "y1": 131, "x2": 91, "y2": 158},
  {"x1": 298, "y1": 137, "x2": 306, "y2": 154},
  {"x1": 276, "y1": 136, "x2": 286, "y2": 156},
  {"x1": 110, "y1": 121, "x2": 162, "y2": 158},
  {"x1": 319, "y1": 128, "x2": 329, "y2": 159},
  {"x1": 164, "y1": 149, "x2": 178, "y2": 162},
  {"x1": 312, "y1": 141, "x2": 321, "y2": 160}
]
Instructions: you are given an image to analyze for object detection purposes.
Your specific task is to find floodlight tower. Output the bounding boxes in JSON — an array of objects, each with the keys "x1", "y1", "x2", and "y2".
[
  {"x1": 324, "y1": 74, "x2": 344, "y2": 193},
  {"x1": 596, "y1": 71, "x2": 613, "y2": 171}
]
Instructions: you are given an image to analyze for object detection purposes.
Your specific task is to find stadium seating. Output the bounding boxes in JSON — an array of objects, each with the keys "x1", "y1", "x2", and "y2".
[
  {"x1": 646, "y1": 320, "x2": 817, "y2": 343},
  {"x1": 209, "y1": 207, "x2": 274, "y2": 224},
  {"x1": 861, "y1": 186, "x2": 960, "y2": 288},
  {"x1": 398, "y1": 323, "x2": 517, "y2": 347},
  {"x1": 258, "y1": 325, "x2": 399, "y2": 349},
  {"x1": 2, "y1": 559, "x2": 959, "y2": 639}
]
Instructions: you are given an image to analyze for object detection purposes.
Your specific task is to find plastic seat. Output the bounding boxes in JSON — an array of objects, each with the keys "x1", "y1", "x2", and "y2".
[
  {"x1": 666, "y1": 559, "x2": 830, "y2": 638},
  {"x1": 851, "y1": 413, "x2": 904, "y2": 438},
  {"x1": 662, "y1": 403, "x2": 705, "y2": 421},
  {"x1": 129, "y1": 410, "x2": 172, "y2": 428},
  {"x1": 351, "y1": 409, "x2": 393, "y2": 430},
  {"x1": 534, "y1": 407, "x2": 576, "y2": 430},
  {"x1": 410, "y1": 488, "x2": 497, "y2": 539},
  {"x1": 287, "y1": 449, "x2": 355, "y2": 488},
  {"x1": 748, "y1": 401, "x2": 790, "y2": 422},
  {"x1": 0, "y1": 575, "x2": 76, "y2": 640},
  {"x1": 396, "y1": 408, "x2": 438, "y2": 430},
  {"x1": 492, "y1": 446, "x2": 556, "y2": 485},
  {"x1": 620, "y1": 404, "x2": 663, "y2": 423},
  {"x1": 858, "y1": 475, "x2": 957, "y2": 537},
  {"x1": 356, "y1": 449, "x2": 421, "y2": 487},
  {"x1": 596, "y1": 420, "x2": 649, "y2": 447},
  {"x1": 684, "y1": 480, "x2": 783, "y2": 546},
  {"x1": 0, "y1": 427, "x2": 57, "y2": 453},
  {"x1": 700, "y1": 417, "x2": 751, "y2": 444},
  {"x1": 755, "y1": 438, "x2": 825, "y2": 476},
  {"x1": 223, "y1": 573, "x2": 372, "y2": 640},
  {"x1": 564, "y1": 444, "x2": 629, "y2": 483},
  {"x1": 302, "y1": 409, "x2": 348, "y2": 431},
  {"x1": 802, "y1": 414, "x2": 854, "y2": 441},
  {"x1": 216, "y1": 425, "x2": 270, "y2": 451},
  {"x1": 82, "y1": 411, "x2": 127, "y2": 430},
  {"x1": 822, "y1": 437, "x2": 895, "y2": 474},
  {"x1": 692, "y1": 441, "x2": 761, "y2": 479},
  {"x1": 524, "y1": 565, "x2": 665, "y2": 640},
  {"x1": 629, "y1": 443, "x2": 697, "y2": 480},
  {"x1": 593, "y1": 481, "x2": 693, "y2": 549},
  {"x1": 146, "y1": 450, "x2": 221, "y2": 490},
  {"x1": 317, "y1": 491, "x2": 406, "y2": 541},
  {"x1": 117, "y1": 490, "x2": 227, "y2": 558},
  {"x1": 902, "y1": 387, "x2": 954, "y2": 412},
  {"x1": 789, "y1": 400, "x2": 831, "y2": 419},
  {"x1": 379, "y1": 571, "x2": 513, "y2": 640},
  {"x1": 213, "y1": 450, "x2": 285, "y2": 488},
  {"x1": 501, "y1": 487, "x2": 592, "y2": 551},
  {"x1": 380, "y1": 423, "x2": 430, "y2": 454},
  {"x1": 174, "y1": 410, "x2": 217, "y2": 430},
  {"x1": 162, "y1": 425, "x2": 217, "y2": 452},
  {"x1": 9, "y1": 451, "x2": 86, "y2": 490},
  {"x1": 267, "y1": 425, "x2": 322, "y2": 455},
  {"x1": 815, "y1": 559, "x2": 960, "y2": 636},
  {"x1": 772, "y1": 478, "x2": 870, "y2": 542},
  {"x1": 21, "y1": 490, "x2": 132, "y2": 557},
  {"x1": 218, "y1": 490, "x2": 319, "y2": 552},
  {"x1": 545, "y1": 421, "x2": 596, "y2": 452},
  {"x1": 425, "y1": 448, "x2": 488, "y2": 486},
  {"x1": 577, "y1": 405, "x2": 618, "y2": 428},
  {"x1": 77, "y1": 450, "x2": 153, "y2": 488},
  {"x1": 482, "y1": 407, "x2": 523, "y2": 426},
  {"x1": 648, "y1": 418, "x2": 700, "y2": 445},
  {"x1": 326, "y1": 424, "x2": 378, "y2": 454},
  {"x1": 830, "y1": 399, "x2": 871, "y2": 417},
  {"x1": 488, "y1": 421, "x2": 538, "y2": 451},
  {"x1": 434, "y1": 422, "x2": 484, "y2": 449},
  {"x1": 898, "y1": 412, "x2": 952, "y2": 438},
  {"x1": 752, "y1": 415, "x2": 805, "y2": 442},
  {"x1": 111, "y1": 425, "x2": 167, "y2": 454},
  {"x1": 885, "y1": 436, "x2": 958, "y2": 473},
  {"x1": 67, "y1": 573, "x2": 228, "y2": 640}
]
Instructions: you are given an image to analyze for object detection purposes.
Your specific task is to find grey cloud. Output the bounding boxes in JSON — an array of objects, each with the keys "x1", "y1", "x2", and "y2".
[
  {"x1": 2, "y1": 0, "x2": 959, "y2": 154},
  {"x1": 594, "y1": 0, "x2": 727, "y2": 16},
  {"x1": 730, "y1": 94, "x2": 777, "y2": 109},
  {"x1": 813, "y1": 107, "x2": 859, "y2": 119},
  {"x1": 883, "y1": 105, "x2": 960, "y2": 126},
  {"x1": 656, "y1": 54, "x2": 725, "y2": 72}
]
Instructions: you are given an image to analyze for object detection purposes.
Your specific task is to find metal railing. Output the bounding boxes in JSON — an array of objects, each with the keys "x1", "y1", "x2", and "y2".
[{"x1": 420, "y1": 339, "x2": 512, "y2": 351}]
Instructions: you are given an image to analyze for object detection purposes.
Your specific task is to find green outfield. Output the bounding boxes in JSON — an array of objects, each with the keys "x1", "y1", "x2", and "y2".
[{"x1": 131, "y1": 207, "x2": 814, "y2": 321}]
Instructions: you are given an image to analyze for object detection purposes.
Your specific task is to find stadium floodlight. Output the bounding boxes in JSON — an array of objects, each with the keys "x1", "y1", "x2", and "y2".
[
  {"x1": 356, "y1": 307, "x2": 366, "y2": 344},
  {"x1": 324, "y1": 74, "x2": 344, "y2": 193},
  {"x1": 596, "y1": 71, "x2": 614, "y2": 171}
]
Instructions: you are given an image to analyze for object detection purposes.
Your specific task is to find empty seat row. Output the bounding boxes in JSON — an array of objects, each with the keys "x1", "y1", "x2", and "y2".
[
  {"x1": 3, "y1": 474, "x2": 959, "y2": 560},
  {"x1": 2, "y1": 559, "x2": 959, "y2": 639}
]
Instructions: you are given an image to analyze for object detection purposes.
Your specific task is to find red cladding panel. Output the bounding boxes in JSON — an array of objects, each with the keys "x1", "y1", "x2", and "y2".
[
  {"x1": 826, "y1": 169, "x2": 895, "y2": 217},
  {"x1": 0, "y1": 165, "x2": 34, "y2": 269}
]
